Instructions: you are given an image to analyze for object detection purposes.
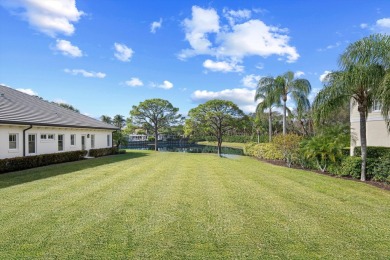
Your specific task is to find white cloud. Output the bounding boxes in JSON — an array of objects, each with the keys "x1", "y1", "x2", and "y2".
[
  {"x1": 319, "y1": 70, "x2": 331, "y2": 82},
  {"x1": 1, "y1": 0, "x2": 84, "y2": 37},
  {"x1": 16, "y1": 88, "x2": 38, "y2": 96},
  {"x1": 294, "y1": 71, "x2": 305, "y2": 77},
  {"x1": 360, "y1": 17, "x2": 390, "y2": 33},
  {"x1": 151, "y1": 18, "x2": 162, "y2": 33},
  {"x1": 179, "y1": 6, "x2": 220, "y2": 59},
  {"x1": 241, "y1": 74, "x2": 261, "y2": 88},
  {"x1": 223, "y1": 8, "x2": 251, "y2": 26},
  {"x1": 64, "y1": 69, "x2": 106, "y2": 78},
  {"x1": 191, "y1": 88, "x2": 257, "y2": 113},
  {"x1": 53, "y1": 98, "x2": 68, "y2": 104},
  {"x1": 54, "y1": 39, "x2": 83, "y2": 57},
  {"x1": 125, "y1": 77, "x2": 144, "y2": 87},
  {"x1": 114, "y1": 43, "x2": 133, "y2": 62},
  {"x1": 203, "y1": 59, "x2": 244, "y2": 73},
  {"x1": 318, "y1": 41, "x2": 342, "y2": 52},
  {"x1": 179, "y1": 6, "x2": 299, "y2": 64},
  {"x1": 159, "y1": 80, "x2": 173, "y2": 90}
]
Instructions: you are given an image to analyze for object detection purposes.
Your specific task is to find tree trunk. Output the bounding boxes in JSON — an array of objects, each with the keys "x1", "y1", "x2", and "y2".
[
  {"x1": 154, "y1": 127, "x2": 158, "y2": 151},
  {"x1": 283, "y1": 97, "x2": 287, "y2": 135},
  {"x1": 217, "y1": 137, "x2": 222, "y2": 157},
  {"x1": 359, "y1": 110, "x2": 367, "y2": 181},
  {"x1": 268, "y1": 108, "x2": 272, "y2": 142}
]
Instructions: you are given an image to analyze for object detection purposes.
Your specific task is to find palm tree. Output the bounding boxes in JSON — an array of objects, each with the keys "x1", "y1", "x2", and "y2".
[
  {"x1": 255, "y1": 77, "x2": 282, "y2": 142},
  {"x1": 113, "y1": 114, "x2": 125, "y2": 129},
  {"x1": 313, "y1": 34, "x2": 390, "y2": 181},
  {"x1": 100, "y1": 115, "x2": 112, "y2": 124},
  {"x1": 275, "y1": 71, "x2": 311, "y2": 135}
]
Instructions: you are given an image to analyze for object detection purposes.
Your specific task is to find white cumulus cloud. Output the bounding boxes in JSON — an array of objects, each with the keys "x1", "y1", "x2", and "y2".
[
  {"x1": 17, "y1": 88, "x2": 38, "y2": 96},
  {"x1": 125, "y1": 77, "x2": 144, "y2": 87},
  {"x1": 191, "y1": 88, "x2": 257, "y2": 113},
  {"x1": 179, "y1": 6, "x2": 299, "y2": 64},
  {"x1": 114, "y1": 43, "x2": 133, "y2": 62},
  {"x1": 151, "y1": 18, "x2": 162, "y2": 33},
  {"x1": 319, "y1": 70, "x2": 331, "y2": 82},
  {"x1": 64, "y1": 69, "x2": 106, "y2": 78},
  {"x1": 54, "y1": 39, "x2": 83, "y2": 57},
  {"x1": 159, "y1": 80, "x2": 173, "y2": 90},
  {"x1": 294, "y1": 71, "x2": 305, "y2": 77},
  {"x1": 360, "y1": 17, "x2": 390, "y2": 33},
  {"x1": 1, "y1": 0, "x2": 84, "y2": 37},
  {"x1": 203, "y1": 59, "x2": 244, "y2": 73},
  {"x1": 241, "y1": 74, "x2": 261, "y2": 88}
]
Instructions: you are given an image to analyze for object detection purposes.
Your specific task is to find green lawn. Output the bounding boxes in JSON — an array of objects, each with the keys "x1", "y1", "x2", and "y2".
[{"x1": 1, "y1": 151, "x2": 389, "y2": 259}]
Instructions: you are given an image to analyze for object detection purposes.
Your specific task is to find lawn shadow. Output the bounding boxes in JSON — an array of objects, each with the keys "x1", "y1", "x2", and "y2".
[{"x1": 0, "y1": 151, "x2": 149, "y2": 189}]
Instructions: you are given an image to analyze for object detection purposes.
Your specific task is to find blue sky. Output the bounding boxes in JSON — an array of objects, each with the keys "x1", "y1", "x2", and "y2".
[{"x1": 1, "y1": 0, "x2": 389, "y2": 119}]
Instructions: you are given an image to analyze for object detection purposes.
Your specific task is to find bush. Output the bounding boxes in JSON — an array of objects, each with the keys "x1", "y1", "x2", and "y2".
[
  {"x1": 273, "y1": 134, "x2": 303, "y2": 167},
  {"x1": 244, "y1": 142, "x2": 283, "y2": 160},
  {"x1": 353, "y1": 146, "x2": 390, "y2": 158},
  {"x1": 337, "y1": 156, "x2": 377, "y2": 179},
  {"x1": 88, "y1": 147, "x2": 118, "y2": 157},
  {"x1": 0, "y1": 150, "x2": 87, "y2": 174},
  {"x1": 371, "y1": 154, "x2": 390, "y2": 182}
]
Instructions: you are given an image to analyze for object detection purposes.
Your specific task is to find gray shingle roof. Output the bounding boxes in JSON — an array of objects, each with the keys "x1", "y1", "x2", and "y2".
[{"x1": 0, "y1": 85, "x2": 118, "y2": 130}]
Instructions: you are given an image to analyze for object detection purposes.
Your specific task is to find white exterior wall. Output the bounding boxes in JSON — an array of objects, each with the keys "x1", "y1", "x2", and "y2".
[
  {"x1": 350, "y1": 105, "x2": 390, "y2": 155},
  {"x1": 0, "y1": 124, "x2": 113, "y2": 159}
]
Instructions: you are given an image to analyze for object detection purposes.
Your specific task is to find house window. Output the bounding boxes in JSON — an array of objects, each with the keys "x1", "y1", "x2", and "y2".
[
  {"x1": 91, "y1": 134, "x2": 95, "y2": 148},
  {"x1": 58, "y1": 134, "x2": 64, "y2": 151},
  {"x1": 70, "y1": 134, "x2": 76, "y2": 146},
  {"x1": 372, "y1": 100, "x2": 382, "y2": 111},
  {"x1": 41, "y1": 134, "x2": 55, "y2": 141},
  {"x1": 9, "y1": 133, "x2": 18, "y2": 150},
  {"x1": 107, "y1": 134, "x2": 110, "y2": 147},
  {"x1": 28, "y1": 134, "x2": 36, "y2": 154}
]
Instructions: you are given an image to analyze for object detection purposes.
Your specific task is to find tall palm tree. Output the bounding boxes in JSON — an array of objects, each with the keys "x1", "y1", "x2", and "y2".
[
  {"x1": 113, "y1": 114, "x2": 125, "y2": 129},
  {"x1": 255, "y1": 77, "x2": 282, "y2": 142},
  {"x1": 313, "y1": 34, "x2": 390, "y2": 181},
  {"x1": 100, "y1": 115, "x2": 112, "y2": 124},
  {"x1": 275, "y1": 71, "x2": 312, "y2": 135}
]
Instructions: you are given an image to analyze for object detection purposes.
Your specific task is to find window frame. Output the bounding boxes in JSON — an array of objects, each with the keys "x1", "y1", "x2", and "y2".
[
  {"x1": 8, "y1": 133, "x2": 18, "y2": 151},
  {"x1": 70, "y1": 134, "x2": 76, "y2": 146},
  {"x1": 58, "y1": 134, "x2": 64, "y2": 151},
  {"x1": 91, "y1": 134, "x2": 95, "y2": 149}
]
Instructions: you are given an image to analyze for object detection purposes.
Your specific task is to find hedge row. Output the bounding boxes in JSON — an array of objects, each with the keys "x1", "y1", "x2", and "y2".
[
  {"x1": 0, "y1": 150, "x2": 87, "y2": 174},
  {"x1": 88, "y1": 147, "x2": 119, "y2": 157},
  {"x1": 353, "y1": 146, "x2": 390, "y2": 158},
  {"x1": 244, "y1": 142, "x2": 284, "y2": 160}
]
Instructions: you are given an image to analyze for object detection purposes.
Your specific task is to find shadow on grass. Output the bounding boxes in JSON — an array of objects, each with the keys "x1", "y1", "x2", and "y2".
[{"x1": 0, "y1": 151, "x2": 149, "y2": 189}]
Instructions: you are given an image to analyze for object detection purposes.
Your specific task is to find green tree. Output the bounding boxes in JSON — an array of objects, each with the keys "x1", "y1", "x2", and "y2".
[
  {"x1": 255, "y1": 77, "x2": 282, "y2": 142},
  {"x1": 130, "y1": 99, "x2": 182, "y2": 151},
  {"x1": 274, "y1": 72, "x2": 312, "y2": 135},
  {"x1": 113, "y1": 114, "x2": 125, "y2": 129},
  {"x1": 100, "y1": 115, "x2": 112, "y2": 125},
  {"x1": 187, "y1": 99, "x2": 246, "y2": 156},
  {"x1": 273, "y1": 134, "x2": 303, "y2": 167},
  {"x1": 313, "y1": 34, "x2": 390, "y2": 181}
]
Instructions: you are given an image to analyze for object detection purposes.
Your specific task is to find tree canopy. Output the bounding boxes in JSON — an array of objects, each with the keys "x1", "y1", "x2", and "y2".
[
  {"x1": 130, "y1": 98, "x2": 182, "y2": 151},
  {"x1": 186, "y1": 99, "x2": 246, "y2": 156}
]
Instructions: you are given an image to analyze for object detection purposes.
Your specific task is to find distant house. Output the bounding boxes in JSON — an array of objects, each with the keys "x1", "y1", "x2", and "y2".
[
  {"x1": 350, "y1": 100, "x2": 390, "y2": 155},
  {"x1": 0, "y1": 85, "x2": 118, "y2": 159}
]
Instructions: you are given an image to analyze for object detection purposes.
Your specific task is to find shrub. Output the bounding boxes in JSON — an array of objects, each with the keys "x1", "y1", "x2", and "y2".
[
  {"x1": 0, "y1": 150, "x2": 87, "y2": 174},
  {"x1": 353, "y1": 146, "x2": 390, "y2": 158},
  {"x1": 371, "y1": 154, "x2": 390, "y2": 182},
  {"x1": 88, "y1": 147, "x2": 118, "y2": 157},
  {"x1": 244, "y1": 142, "x2": 284, "y2": 160},
  {"x1": 273, "y1": 134, "x2": 303, "y2": 167},
  {"x1": 338, "y1": 156, "x2": 377, "y2": 179}
]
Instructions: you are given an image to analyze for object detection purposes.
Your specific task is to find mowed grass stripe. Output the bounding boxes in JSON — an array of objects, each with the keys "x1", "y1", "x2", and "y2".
[{"x1": 0, "y1": 151, "x2": 389, "y2": 259}]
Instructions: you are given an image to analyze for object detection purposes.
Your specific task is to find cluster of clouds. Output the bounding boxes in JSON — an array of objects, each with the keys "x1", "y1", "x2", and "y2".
[
  {"x1": 179, "y1": 6, "x2": 299, "y2": 74},
  {"x1": 360, "y1": 18, "x2": 390, "y2": 33},
  {"x1": 125, "y1": 78, "x2": 174, "y2": 90}
]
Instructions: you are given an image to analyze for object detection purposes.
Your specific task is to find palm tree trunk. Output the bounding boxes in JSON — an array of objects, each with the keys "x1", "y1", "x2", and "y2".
[
  {"x1": 283, "y1": 99, "x2": 287, "y2": 135},
  {"x1": 268, "y1": 108, "x2": 272, "y2": 142},
  {"x1": 359, "y1": 110, "x2": 367, "y2": 181}
]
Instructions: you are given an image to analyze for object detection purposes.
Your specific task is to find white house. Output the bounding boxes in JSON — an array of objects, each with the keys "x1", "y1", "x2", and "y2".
[
  {"x1": 350, "y1": 101, "x2": 390, "y2": 155},
  {"x1": 0, "y1": 85, "x2": 118, "y2": 159}
]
